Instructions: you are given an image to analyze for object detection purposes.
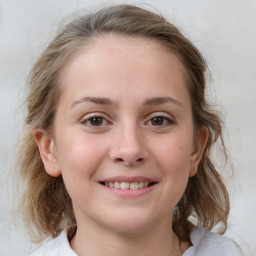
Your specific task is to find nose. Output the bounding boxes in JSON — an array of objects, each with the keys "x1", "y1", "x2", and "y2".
[{"x1": 109, "y1": 124, "x2": 148, "y2": 166}]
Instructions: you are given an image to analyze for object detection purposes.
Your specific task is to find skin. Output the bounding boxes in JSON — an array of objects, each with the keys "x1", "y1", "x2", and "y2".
[{"x1": 35, "y1": 34, "x2": 208, "y2": 256}]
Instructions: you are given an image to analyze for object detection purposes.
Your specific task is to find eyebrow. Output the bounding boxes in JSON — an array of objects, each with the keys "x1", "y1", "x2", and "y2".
[
  {"x1": 70, "y1": 96, "x2": 116, "y2": 109},
  {"x1": 70, "y1": 96, "x2": 183, "y2": 109},
  {"x1": 144, "y1": 97, "x2": 184, "y2": 108}
]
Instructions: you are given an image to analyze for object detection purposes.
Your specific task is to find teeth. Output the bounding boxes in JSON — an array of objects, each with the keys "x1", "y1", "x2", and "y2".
[
  {"x1": 104, "y1": 181, "x2": 152, "y2": 189},
  {"x1": 130, "y1": 182, "x2": 138, "y2": 190},
  {"x1": 138, "y1": 181, "x2": 144, "y2": 189},
  {"x1": 114, "y1": 181, "x2": 120, "y2": 189},
  {"x1": 120, "y1": 182, "x2": 129, "y2": 189}
]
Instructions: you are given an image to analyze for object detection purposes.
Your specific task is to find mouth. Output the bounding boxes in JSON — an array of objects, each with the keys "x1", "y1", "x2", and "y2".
[
  {"x1": 99, "y1": 176, "x2": 158, "y2": 194},
  {"x1": 100, "y1": 181, "x2": 156, "y2": 190}
]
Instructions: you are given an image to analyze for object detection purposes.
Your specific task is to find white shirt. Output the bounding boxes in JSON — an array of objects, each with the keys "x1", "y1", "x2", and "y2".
[{"x1": 31, "y1": 227, "x2": 240, "y2": 256}]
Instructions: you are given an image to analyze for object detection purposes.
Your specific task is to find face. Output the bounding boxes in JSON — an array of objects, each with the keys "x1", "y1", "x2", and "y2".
[{"x1": 36, "y1": 35, "x2": 207, "y2": 234}]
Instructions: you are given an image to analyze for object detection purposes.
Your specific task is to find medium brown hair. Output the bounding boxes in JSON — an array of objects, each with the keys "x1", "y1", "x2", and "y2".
[{"x1": 15, "y1": 4, "x2": 230, "y2": 243}]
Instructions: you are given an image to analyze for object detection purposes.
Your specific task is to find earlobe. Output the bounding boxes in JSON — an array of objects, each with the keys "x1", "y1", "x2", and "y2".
[
  {"x1": 189, "y1": 128, "x2": 209, "y2": 177},
  {"x1": 33, "y1": 128, "x2": 61, "y2": 177}
]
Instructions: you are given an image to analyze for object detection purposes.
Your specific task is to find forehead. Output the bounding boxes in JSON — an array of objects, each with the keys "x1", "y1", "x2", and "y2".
[
  {"x1": 58, "y1": 34, "x2": 189, "y2": 106},
  {"x1": 61, "y1": 34, "x2": 186, "y2": 81}
]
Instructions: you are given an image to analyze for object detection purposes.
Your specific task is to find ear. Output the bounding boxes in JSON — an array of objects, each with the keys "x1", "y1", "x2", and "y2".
[
  {"x1": 189, "y1": 127, "x2": 209, "y2": 177},
  {"x1": 33, "y1": 128, "x2": 61, "y2": 177}
]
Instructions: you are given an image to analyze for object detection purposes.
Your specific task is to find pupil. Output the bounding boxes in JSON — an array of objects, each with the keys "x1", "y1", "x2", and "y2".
[
  {"x1": 152, "y1": 117, "x2": 163, "y2": 125},
  {"x1": 91, "y1": 117, "x2": 103, "y2": 126}
]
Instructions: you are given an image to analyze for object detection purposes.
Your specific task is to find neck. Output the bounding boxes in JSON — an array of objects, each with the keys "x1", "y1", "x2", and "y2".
[{"x1": 70, "y1": 216, "x2": 183, "y2": 256}]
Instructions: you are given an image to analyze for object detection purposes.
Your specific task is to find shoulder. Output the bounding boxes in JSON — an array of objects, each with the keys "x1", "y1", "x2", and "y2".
[
  {"x1": 183, "y1": 227, "x2": 240, "y2": 256},
  {"x1": 30, "y1": 236, "x2": 60, "y2": 256},
  {"x1": 30, "y1": 230, "x2": 77, "y2": 256}
]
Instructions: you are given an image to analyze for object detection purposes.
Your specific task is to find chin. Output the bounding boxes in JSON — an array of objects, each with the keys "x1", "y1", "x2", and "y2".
[{"x1": 101, "y1": 209, "x2": 162, "y2": 235}]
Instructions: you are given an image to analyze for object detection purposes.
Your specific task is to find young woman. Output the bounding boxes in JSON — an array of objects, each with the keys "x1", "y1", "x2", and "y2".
[{"x1": 15, "y1": 4, "x2": 240, "y2": 256}]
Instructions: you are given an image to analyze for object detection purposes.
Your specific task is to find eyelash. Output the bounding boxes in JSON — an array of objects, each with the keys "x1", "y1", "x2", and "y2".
[
  {"x1": 145, "y1": 115, "x2": 175, "y2": 127},
  {"x1": 80, "y1": 114, "x2": 175, "y2": 128},
  {"x1": 81, "y1": 114, "x2": 111, "y2": 127}
]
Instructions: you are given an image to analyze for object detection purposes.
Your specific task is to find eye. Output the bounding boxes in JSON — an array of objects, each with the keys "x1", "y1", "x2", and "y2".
[
  {"x1": 151, "y1": 117, "x2": 166, "y2": 126},
  {"x1": 146, "y1": 115, "x2": 175, "y2": 127},
  {"x1": 81, "y1": 115, "x2": 110, "y2": 127}
]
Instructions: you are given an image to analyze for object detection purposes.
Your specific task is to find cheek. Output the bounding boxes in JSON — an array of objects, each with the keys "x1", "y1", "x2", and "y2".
[
  {"x1": 55, "y1": 132, "x2": 108, "y2": 185},
  {"x1": 55, "y1": 134, "x2": 109, "y2": 206},
  {"x1": 154, "y1": 134, "x2": 193, "y2": 171},
  {"x1": 151, "y1": 133, "x2": 193, "y2": 199}
]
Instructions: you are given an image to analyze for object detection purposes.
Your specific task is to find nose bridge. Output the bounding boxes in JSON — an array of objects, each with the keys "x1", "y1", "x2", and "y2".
[{"x1": 110, "y1": 119, "x2": 148, "y2": 165}]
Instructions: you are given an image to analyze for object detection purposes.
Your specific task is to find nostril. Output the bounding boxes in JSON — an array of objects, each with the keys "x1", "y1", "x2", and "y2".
[{"x1": 114, "y1": 157, "x2": 144, "y2": 164}]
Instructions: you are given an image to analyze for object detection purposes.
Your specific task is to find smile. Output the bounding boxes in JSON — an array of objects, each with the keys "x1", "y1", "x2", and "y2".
[
  {"x1": 99, "y1": 176, "x2": 157, "y2": 197},
  {"x1": 103, "y1": 181, "x2": 154, "y2": 190}
]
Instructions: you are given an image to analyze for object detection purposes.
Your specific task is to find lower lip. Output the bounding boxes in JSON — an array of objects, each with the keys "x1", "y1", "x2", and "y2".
[{"x1": 99, "y1": 183, "x2": 157, "y2": 198}]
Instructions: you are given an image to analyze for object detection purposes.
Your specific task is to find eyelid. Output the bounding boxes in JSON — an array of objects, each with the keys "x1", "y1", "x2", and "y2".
[
  {"x1": 80, "y1": 112, "x2": 112, "y2": 126},
  {"x1": 81, "y1": 112, "x2": 110, "y2": 120},
  {"x1": 146, "y1": 111, "x2": 175, "y2": 121},
  {"x1": 145, "y1": 112, "x2": 176, "y2": 126}
]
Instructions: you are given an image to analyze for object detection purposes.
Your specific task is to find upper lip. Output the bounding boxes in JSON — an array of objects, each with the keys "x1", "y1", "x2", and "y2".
[{"x1": 100, "y1": 176, "x2": 156, "y2": 183}]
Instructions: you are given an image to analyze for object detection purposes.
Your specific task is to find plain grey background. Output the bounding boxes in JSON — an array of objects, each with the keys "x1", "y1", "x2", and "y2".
[{"x1": 0, "y1": 0, "x2": 255, "y2": 255}]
